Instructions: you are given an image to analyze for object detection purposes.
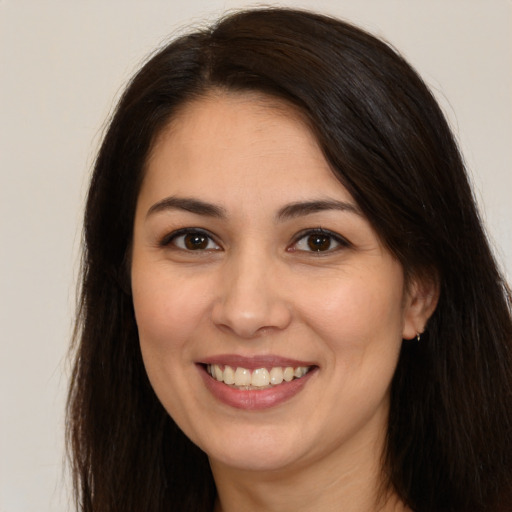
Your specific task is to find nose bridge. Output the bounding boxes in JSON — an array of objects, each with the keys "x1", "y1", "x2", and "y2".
[{"x1": 212, "y1": 241, "x2": 291, "y2": 338}]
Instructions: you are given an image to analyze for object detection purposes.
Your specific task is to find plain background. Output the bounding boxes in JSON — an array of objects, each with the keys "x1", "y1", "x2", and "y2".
[{"x1": 1, "y1": 1, "x2": 510, "y2": 511}]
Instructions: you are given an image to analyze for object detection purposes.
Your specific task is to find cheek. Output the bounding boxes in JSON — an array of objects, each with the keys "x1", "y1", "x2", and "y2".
[
  {"x1": 131, "y1": 267, "x2": 212, "y2": 353},
  {"x1": 298, "y1": 268, "x2": 406, "y2": 352},
  {"x1": 131, "y1": 266, "x2": 214, "y2": 424}
]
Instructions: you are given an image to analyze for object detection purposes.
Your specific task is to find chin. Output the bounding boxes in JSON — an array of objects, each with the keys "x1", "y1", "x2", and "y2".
[
  {"x1": 209, "y1": 446, "x2": 302, "y2": 473},
  {"x1": 198, "y1": 422, "x2": 314, "y2": 473}
]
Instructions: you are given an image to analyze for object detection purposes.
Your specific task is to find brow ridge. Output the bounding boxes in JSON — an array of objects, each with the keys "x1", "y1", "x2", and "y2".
[
  {"x1": 146, "y1": 196, "x2": 361, "y2": 221},
  {"x1": 146, "y1": 196, "x2": 227, "y2": 219},
  {"x1": 276, "y1": 199, "x2": 361, "y2": 221}
]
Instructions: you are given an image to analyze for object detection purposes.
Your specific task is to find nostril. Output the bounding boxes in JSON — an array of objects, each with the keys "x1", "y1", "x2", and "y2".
[{"x1": 211, "y1": 293, "x2": 292, "y2": 339}]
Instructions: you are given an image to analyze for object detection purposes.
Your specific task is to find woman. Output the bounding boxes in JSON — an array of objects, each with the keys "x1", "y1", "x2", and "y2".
[{"x1": 67, "y1": 8, "x2": 512, "y2": 512}]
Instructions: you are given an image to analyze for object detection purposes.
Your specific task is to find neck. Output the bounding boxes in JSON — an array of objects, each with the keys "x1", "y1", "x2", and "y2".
[{"x1": 210, "y1": 421, "x2": 410, "y2": 512}]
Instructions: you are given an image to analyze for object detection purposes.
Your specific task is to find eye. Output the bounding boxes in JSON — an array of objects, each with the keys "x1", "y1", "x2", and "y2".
[
  {"x1": 291, "y1": 229, "x2": 349, "y2": 253},
  {"x1": 161, "y1": 229, "x2": 221, "y2": 251}
]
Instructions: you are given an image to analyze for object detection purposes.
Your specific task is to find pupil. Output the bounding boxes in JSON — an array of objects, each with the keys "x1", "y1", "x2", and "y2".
[
  {"x1": 308, "y1": 234, "x2": 330, "y2": 251},
  {"x1": 185, "y1": 233, "x2": 208, "y2": 250}
]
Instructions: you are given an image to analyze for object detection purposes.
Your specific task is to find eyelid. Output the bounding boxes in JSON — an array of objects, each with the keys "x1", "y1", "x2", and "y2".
[
  {"x1": 289, "y1": 228, "x2": 351, "y2": 253},
  {"x1": 159, "y1": 227, "x2": 221, "y2": 250},
  {"x1": 157, "y1": 227, "x2": 349, "y2": 253}
]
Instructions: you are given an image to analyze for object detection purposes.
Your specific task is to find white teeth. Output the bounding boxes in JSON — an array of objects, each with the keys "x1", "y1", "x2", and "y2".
[
  {"x1": 294, "y1": 367, "x2": 308, "y2": 378},
  {"x1": 269, "y1": 367, "x2": 284, "y2": 385},
  {"x1": 223, "y1": 365, "x2": 235, "y2": 385},
  {"x1": 207, "y1": 364, "x2": 311, "y2": 388},
  {"x1": 214, "y1": 365, "x2": 223, "y2": 382},
  {"x1": 251, "y1": 368, "x2": 270, "y2": 387},
  {"x1": 283, "y1": 367, "x2": 295, "y2": 382},
  {"x1": 234, "y1": 367, "x2": 251, "y2": 386}
]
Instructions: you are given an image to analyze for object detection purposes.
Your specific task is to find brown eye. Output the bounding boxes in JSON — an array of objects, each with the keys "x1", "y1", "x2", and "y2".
[
  {"x1": 292, "y1": 229, "x2": 347, "y2": 253},
  {"x1": 307, "y1": 234, "x2": 332, "y2": 251},
  {"x1": 168, "y1": 230, "x2": 221, "y2": 251},
  {"x1": 184, "y1": 233, "x2": 208, "y2": 250}
]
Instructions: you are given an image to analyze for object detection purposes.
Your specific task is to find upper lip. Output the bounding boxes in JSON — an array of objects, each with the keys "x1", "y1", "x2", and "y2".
[{"x1": 200, "y1": 354, "x2": 316, "y2": 370}]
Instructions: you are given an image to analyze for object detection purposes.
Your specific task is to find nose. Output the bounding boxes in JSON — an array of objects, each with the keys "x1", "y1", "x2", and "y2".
[{"x1": 211, "y1": 249, "x2": 292, "y2": 339}]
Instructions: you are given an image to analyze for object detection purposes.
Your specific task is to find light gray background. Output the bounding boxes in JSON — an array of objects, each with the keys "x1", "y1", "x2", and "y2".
[{"x1": 1, "y1": 1, "x2": 510, "y2": 511}]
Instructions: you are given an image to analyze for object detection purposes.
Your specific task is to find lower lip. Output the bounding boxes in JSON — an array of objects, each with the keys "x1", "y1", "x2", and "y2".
[{"x1": 198, "y1": 365, "x2": 316, "y2": 410}]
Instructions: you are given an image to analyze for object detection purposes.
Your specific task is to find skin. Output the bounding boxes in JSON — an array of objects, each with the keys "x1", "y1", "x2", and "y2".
[{"x1": 131, "y1": 92, "x2": 437, "y2": 512}]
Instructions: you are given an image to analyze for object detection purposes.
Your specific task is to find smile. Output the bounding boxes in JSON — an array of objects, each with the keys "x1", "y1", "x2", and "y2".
[
  {"x1": 207, "y1": 364, "x2": 311, "y2": 389},
  {"x1": 200, "y1": 358, "x2": 317, "y2": 410}
]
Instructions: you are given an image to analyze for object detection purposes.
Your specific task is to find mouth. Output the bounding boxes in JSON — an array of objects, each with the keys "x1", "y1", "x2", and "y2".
[
  {"x1": 198, "y1": 357, "x2": 318, "y2": 410},
  {"x1": 206, "y1": 363, "x2": 312, "y2": 389}
]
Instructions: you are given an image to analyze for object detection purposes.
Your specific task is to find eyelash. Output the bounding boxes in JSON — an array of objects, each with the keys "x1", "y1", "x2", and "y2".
[
  {"x1": 159, "y1": 227, "x2": 350, "y2": 253},
  {"x1": 159, "y1": 228, "x2": 220, "y2": 251},
  {"x1": 289, "y1": 228, "x2": 350, "y2": 253}
]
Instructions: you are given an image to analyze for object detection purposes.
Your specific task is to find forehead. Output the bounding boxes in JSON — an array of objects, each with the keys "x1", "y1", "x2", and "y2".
[{"x1": 140, "y1": 92, "x2": 353, "y2": 208}]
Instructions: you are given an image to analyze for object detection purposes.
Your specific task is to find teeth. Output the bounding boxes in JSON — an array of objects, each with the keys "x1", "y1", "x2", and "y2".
[
  {"x1": 283, "y1": 367, "x2": 295, "y2": 382},
  {"x1": 294, "y1": 367, "x2": 308, "y2": 378},
  {"x1": 214, "y1": 365, "x2": 223, "y2": 382},
  {"x1": 234, "y1": 367, "x2": 251, "y2": 386},
  {"x1": 269, "y1": 367, "x2": 284, "y2": 385},
  {"x1": 223, "y1": 365, "x2": 235, "y2": 385},
  {"x1": 251, "y1": 368, "x2": 270, "y2": 387},
  {"x1": 206, "y1": 364, "x2": 311, "y2": 388}
]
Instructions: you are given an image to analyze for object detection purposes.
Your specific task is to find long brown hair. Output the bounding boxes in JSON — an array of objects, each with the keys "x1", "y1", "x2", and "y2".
[{"x1": 68, "y1": 8, "x2": 512, "y2": 511}]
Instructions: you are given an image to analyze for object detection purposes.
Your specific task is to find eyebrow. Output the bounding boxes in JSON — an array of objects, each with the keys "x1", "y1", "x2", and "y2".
[
  {"x1": 276, "y1": 199, "x2": 362, "y2": 221},
  {"x1": 146, "y1": 197, "x2": 227, "y2": 219},
  {"x1": 146, "y1": 196, "x2": 361, "y2": 221}
]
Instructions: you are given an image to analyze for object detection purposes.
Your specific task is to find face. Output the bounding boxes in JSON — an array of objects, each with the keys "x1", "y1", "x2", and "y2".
[{"x1": 131, "y1": 93, "x2": 426, "y2": 476}]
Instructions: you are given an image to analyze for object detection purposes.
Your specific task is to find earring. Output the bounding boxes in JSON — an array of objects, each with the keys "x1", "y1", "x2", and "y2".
[{"x1": 416, "y1": 332, "x2": 421, "y2": 342}]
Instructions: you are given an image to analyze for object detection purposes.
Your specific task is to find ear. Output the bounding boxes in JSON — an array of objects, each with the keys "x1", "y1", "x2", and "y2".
[{"x1": 402, "y1": 273, "x2": 439, "y2": 340}]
